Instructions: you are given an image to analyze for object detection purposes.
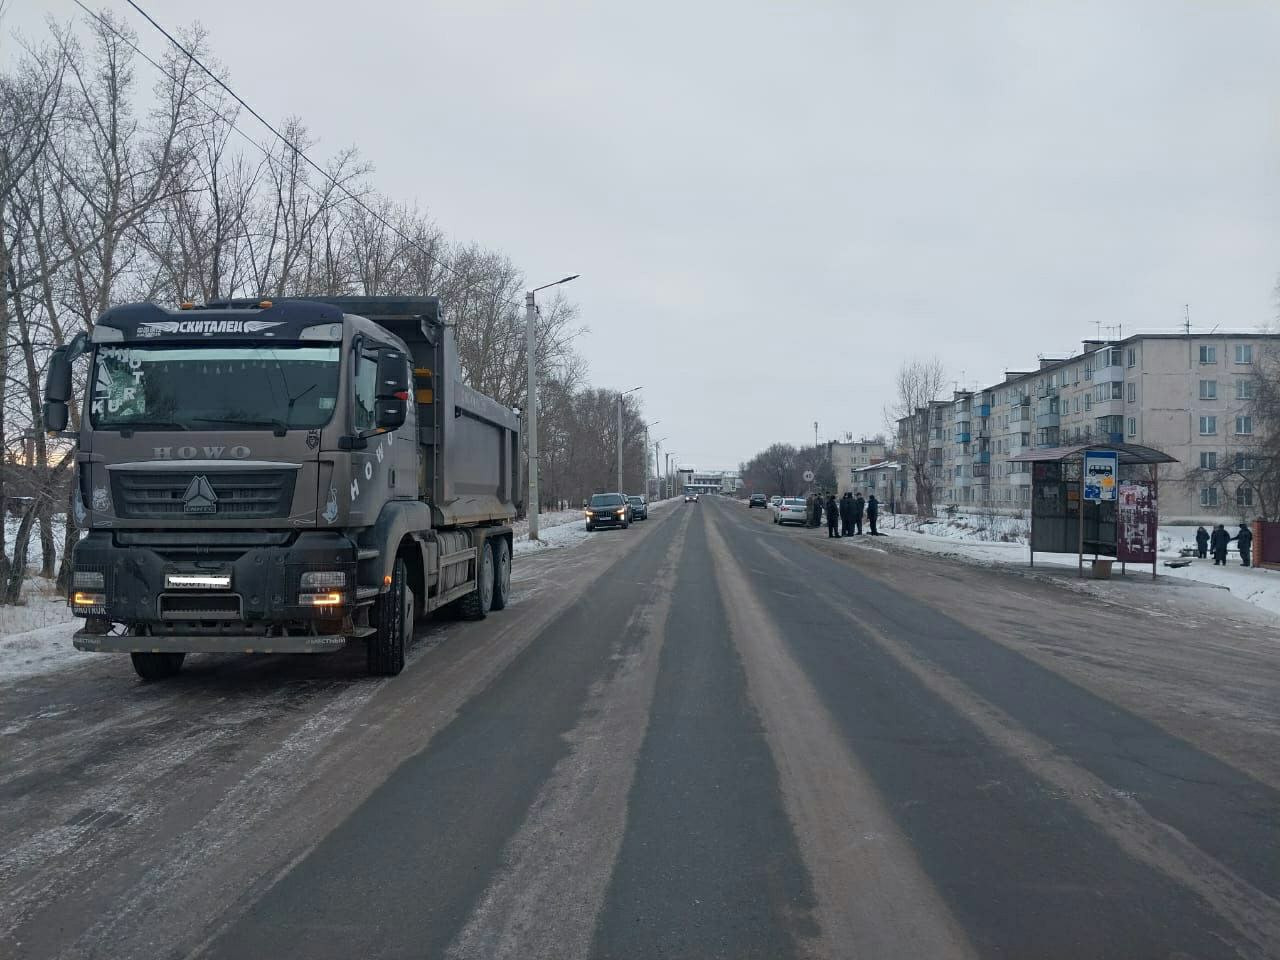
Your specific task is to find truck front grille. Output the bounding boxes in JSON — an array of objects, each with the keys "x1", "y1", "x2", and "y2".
[
  {"x1": 159, "y1": 593, "x2": 241, "y2": 620},
  {"x1": 111, "y1": 470, "x2": 296, "y2": 520}
]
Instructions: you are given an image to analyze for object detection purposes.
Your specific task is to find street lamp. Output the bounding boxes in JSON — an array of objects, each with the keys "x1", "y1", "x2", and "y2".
[
  {"x1": 617, "y1": 386, "x2": 642, "y2": 492},
  {"x1": 653, "y1": 434, "x2": 668, "y2": 500},
  {"x1": 526, "y1": 274, "x2": 579, "y2": 541},
  {"x1": 665, "y1": 451, "x2": 678, "y2": 499},
  {"x1": 645, "y1": 421, "x2": 661, "y2": 500}
]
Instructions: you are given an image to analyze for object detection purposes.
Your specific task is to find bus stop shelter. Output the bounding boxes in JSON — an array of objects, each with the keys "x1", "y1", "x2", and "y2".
[{"x1": 1009, "y1": 443, "x2": 1177, "y2": 579}]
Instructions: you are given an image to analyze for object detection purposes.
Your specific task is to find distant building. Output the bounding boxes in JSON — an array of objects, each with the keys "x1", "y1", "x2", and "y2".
[
  {"x1": 829, "y1": 440, "x2": 887, "y2": 496},
  {"x1": 897, "y1": 333, "x2": 1280, "y2": 522},
  {"x1": 680, "y1": 468, "x2": 741, "y2": 495},
  {"x1": 851, "y1": 461, "x2": 904, "y2": 510}
]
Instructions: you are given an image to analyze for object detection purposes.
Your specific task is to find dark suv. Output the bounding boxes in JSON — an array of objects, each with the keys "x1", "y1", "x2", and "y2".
[
  {"x1": 748, "y1": 493, "x2": 768, "y2": 508},
  {"x1": 627, "y1": 495, "x2": 649, "y2": 520},
  {"x1": 586, "y1": 492, "x2": 631, "y2": 531}
]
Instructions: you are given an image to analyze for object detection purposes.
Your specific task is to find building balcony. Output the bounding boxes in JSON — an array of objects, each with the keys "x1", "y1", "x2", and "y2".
[
  {"x1": 977, "y1": 451, "x2": 991, "y2": 464},
  {"x1": 1035, "y1": 412, "x2": 1060, "y2": 429},
  {"x1": 978, "y1": 403, "x2": 991, "y2": 417},
  {"x1": 1097, "y1": 364, "x2": 1124, "y2": 383},
  {"x1": 1010, "y1": 471, "x2": 1033, "y2": 485},
  {"x1": 956, "y1": 432, "x2": 971, "y2": 444}
]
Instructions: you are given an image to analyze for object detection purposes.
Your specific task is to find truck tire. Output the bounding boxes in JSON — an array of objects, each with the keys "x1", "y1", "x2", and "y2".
[
  {"x1": 458, "y1": 541, "x2": 494, "y2": 621},
  {"x1": 490, "y1": 539, "x2": 511, "y2": 611},
  {"x1": 131, "y1": 651, "x2": 185, "y2": 681},
  {"x1": 368, "y1": 557, "x2": 412, "y2": 676}
]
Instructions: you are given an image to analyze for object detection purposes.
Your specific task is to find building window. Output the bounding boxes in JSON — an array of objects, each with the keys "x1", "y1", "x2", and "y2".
[
  {"x1": 1126, "y1": 382, "x2": 1136, "y2": 402},
  {"x1": 1199, "y1": 416, "x2": 1217, "y2": 435},
  {"x1": 1107, "y1": 348, "x2": 1123, "y2": 367},
  {"x1": 1073, "y1": 366, "x2": 1080, "y2": 384},
  {"x1": 1236, "y1": 415, "x2": 1253, "y2": 435},
  {"x1": 1201, "y1": 487, "x2": 1219, "y2": 507},
  {"x1": 1084, "y1": 394, "x2": 1092, "y2": 411},
  {"x1": 1199, "y1": 345, "x2": 1217, "y2": 364},
  {"x1": 1235, "y1": 344, "x2": 1253, "y2": 364},
  {"x1": 1111, "y1": 382, "x2": 1123, "y2": 400},
  {"x1": 1126, "y1": 348, "x2": 1136, "y2": 368},
  {"x1": 1199, "y1": 380, "x2": 1217, "y2": 400},
  {"x1": 1237, "y1": 486, "x2": 1253, "y2": 507},
  {"x1": 1074, "y1": 396, "x2": 1080, "y2": 414},
  {"x1": 1126, "y1": 417, "x2": 1136, "y2": 437},
  {"x1": 1200, "y1": 451, "x2": 1217, "y2": 470},
  {"x1": 1237, "y1": 378, "x2": 1256, "y2": 400}
]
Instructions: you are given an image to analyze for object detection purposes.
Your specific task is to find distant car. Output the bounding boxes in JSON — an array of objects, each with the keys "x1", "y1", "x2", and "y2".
[
  {"x1": 627, "y1": 495, "x2": 648, "y2": 520},
  {"x1": 684, "y1": 493, "x2": 699, "y2": 503},
  {"x1": 773, "y1": 497, "x2": 808, "y2": 525},
  {"x1": 585, "y1": 492, "x2": 630, "y2": 530},
  {"x1": 748, "y1": 493, "x2": 768, "y2": 508}
]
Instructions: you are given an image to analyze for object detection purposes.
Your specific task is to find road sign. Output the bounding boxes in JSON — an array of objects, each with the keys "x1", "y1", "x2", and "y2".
[
  {"x1": 803, "y1": 470, "x2": 815, "y2": 483},
  {"x1": 1083, "y1": 450, "x2": 1118, "y2": 501}
]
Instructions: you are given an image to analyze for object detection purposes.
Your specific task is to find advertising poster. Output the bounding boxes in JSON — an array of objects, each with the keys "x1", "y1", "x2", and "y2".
[{"x1": 1117, "y1": 482, "x2": 1157, "y2": 563}]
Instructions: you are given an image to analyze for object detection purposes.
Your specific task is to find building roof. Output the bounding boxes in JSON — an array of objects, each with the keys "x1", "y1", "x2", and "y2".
[
  {"x1": 853, "y1": 461, "x2": 901, "y2": 472},
  {"x1": 1009, "y1": 442, "x2": 1178, "y2": 466}
]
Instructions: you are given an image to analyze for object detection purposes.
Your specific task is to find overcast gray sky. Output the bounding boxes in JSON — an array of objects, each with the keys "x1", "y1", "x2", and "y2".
[{"x1": 13, "y1": 0, "x2": 1280, "y2": 469}]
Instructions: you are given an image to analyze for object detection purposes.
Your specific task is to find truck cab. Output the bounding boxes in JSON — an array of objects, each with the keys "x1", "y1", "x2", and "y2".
[{"x1": 44, "y1": 297, "x2": 520, "y2": 680}]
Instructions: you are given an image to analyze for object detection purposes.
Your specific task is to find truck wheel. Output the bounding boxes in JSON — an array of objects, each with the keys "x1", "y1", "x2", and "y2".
[
  {"x1": 368, "y1": 557, "x2": 412, "y2": 676},
  {"x1": 490, "y1": 539, "x2": 512, "y2": 611},
  {"x1": 458, "y1": 541, "x2": 494, "y2": 620},
  {"x1": 131, "y1": 651, "x2": 185, "y2": 681}
]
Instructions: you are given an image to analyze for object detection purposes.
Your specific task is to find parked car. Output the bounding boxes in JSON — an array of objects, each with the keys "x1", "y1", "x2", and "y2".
[
  {"x1": 748, "y1": 493, "x2": 768, "y2": 508},
  {"x1": 627, "y1": 495, "x2": 648, "y2": 520},
  {"x1": 586, "y1": 492, "x2": 631, "y2": 530},
  {"x1": 769, "y1": 495, "x2": 782, "y2": 508},
  {"x1": 773, "y1": 497, "x2": 808, "y2": 525}
]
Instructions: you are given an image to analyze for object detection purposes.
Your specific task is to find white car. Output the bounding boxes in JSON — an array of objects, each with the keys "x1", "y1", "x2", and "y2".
[{"x1": 773, "y1": 497, "x2": 808, "y2": 525}]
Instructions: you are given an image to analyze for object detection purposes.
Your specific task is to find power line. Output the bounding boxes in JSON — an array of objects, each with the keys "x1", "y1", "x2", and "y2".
[{"x1": 72, "y1": 0, "x2": 522, "y2": 308}]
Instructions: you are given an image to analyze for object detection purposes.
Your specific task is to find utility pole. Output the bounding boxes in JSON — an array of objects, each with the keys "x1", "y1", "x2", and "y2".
[
  {"x1": 617, "y1": 386, "x2": 642, "y2": 492},
  {"x1": 644, "y1": 423, "x2": 661, "y2": 500},
  {"x1": 525, "y1": 291, "x2": 538, "y2": 539},
  {"x1": 524, "y1": 275, "x2": 579, "y2": 540}
]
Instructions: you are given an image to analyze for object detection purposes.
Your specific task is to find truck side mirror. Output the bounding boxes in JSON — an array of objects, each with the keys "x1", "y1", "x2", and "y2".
[
  {"x1": 374, "y1": 348, "x2": 408, "y2": 431},
  {"x1": 43, "y1": 347, "x2": 72, "y2": 433}
]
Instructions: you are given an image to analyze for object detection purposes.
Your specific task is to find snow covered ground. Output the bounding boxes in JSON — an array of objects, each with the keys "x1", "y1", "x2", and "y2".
[
  {"x1": 0, "y1": 588, "x2": 86, "y2": 683},
  {"x1": 856, "y1": 511, "x2": 1280, "y2": 617}
]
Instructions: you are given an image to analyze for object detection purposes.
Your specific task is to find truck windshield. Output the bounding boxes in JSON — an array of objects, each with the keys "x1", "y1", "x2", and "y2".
[{"x1": 89, "y1": 344, "x2": 341, "y2": 432}]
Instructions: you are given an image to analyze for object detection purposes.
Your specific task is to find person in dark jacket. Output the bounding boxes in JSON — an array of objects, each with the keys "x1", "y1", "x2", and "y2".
[
  {"x1": 839, "y1": 492, "x2": 854, "y2": 537},
  {"x1": 808, "y1": 494, "x2": 821, "y2": 527},
  {"x1": 1194, "y1": 526, "x2": 1209, "y2": 559},
  {"x1": 852, "y1": 493, "x2": 865, "y2": 535},
  {"x1": 826, "y1": 494, "x2": 840, "y2": 537},
  {"x1": 1210, "y1": 524, "x2": 1231, "y2": 565},
  {"x1": 1231, "y1": 522, "x2": 1253, "y2": 566},
  {"x1": 867, "y1": 494, "x2": 880, "y2": 535}
]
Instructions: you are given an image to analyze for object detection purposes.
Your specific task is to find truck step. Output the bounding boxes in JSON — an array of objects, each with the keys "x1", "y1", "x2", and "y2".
[
  {"x1": 357, "y1": 548, "x2": 380, "y2": 561},
  {"x1": 350, "y1": 625, "x2": 377, "y2": 638},
  {"x1": 355, "y1": 586, "x2": 381, "y2": 603}
]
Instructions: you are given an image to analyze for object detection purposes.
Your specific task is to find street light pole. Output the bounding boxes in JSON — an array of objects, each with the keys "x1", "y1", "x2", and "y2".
[
  {"x1": 644, "y1": 422, "x2": 661, "y2": 501},
  {"x1": 525, "y1": 274, "x2": 579, "y2": 540},
  {"x1": 653, "y1": 435, "x2": 667, "y2": 500},
  {"x1": 617, "y1": 386, "x2": 642, "y2": 492}
]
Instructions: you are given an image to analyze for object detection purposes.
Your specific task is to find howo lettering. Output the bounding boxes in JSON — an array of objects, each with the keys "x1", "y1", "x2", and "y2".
[{"x1": 43, "y1": 297, "x2": 520, "y2": 680}]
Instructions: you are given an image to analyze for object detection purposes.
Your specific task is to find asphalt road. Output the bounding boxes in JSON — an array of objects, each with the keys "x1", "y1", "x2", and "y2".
[{"x1": 3, "y1": 497, "x2": 1279, "y2": 959}]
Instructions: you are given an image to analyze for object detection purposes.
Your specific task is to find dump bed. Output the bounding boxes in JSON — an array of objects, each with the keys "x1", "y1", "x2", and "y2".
[{"x1": 316, "y1": 297, "x2": 521, "y2": 528}]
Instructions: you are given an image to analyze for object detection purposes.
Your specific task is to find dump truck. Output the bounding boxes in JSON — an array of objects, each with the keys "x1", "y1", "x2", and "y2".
[{"x1": 42, "y1": 296, "x2": 521, "y2": 680}]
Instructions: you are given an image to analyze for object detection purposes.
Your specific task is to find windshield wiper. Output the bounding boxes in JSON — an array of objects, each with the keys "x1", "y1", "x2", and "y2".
[
  {"x1": 191, "y1": 416, "x2": 289, "y2": 437},
  {"x1": 112, "y1": 420, "x2": 189, "y2": 436}
]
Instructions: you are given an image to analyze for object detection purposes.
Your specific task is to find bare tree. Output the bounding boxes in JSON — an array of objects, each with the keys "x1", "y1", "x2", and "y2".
[{"x1": 884, "y1": 358, "x2": 946, "y2": 517}]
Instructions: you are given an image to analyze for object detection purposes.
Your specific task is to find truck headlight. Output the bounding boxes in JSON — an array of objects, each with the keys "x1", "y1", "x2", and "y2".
[
  {"x1": 72, "y1": 591, "x2": 106, "y2": 607},
  {"x1": 73, "y1": 571, "x2": 105, "y2": 590},
  {"x1": 299, "y1": 591, "x2": 343, "y2": 607},
  {"x1": 300, "y1": 571, "x2": 347, "y2": 589}
]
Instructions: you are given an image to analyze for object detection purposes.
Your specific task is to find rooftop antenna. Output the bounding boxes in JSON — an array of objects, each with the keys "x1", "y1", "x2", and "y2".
[
  {"x1": 1094, "y1": 319, "x2": 1103, "y2": 339},
  {"x1": 1184, "y1": 304, "x2": 1191, "y2": 335}
]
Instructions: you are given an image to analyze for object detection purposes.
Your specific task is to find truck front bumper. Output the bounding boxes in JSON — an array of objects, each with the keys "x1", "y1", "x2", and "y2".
[{"x1": 73, "y1": 630, "x2": 348, "y2": 654}]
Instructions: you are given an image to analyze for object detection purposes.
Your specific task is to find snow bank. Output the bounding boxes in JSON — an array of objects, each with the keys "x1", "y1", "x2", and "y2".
[
  {"x1": 858, "y1": 511, "x2": 1280, "y2": 616},
  {"x1": 0, "y1": 591, "x2": 84, "y2": 682}
]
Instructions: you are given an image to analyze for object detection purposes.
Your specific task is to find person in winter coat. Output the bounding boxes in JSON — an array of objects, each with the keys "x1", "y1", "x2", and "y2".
[
  {"x1": 1194, "y1": 526, "x2": 1209, "y2": 559},
  {"x1": 826, "y1": 494, "x2": 841, "y2": 538},
  {"x1": 1210, "y1": 524, "x2": 1231, "y2": 565},
  {"x1": 808, "y1": 494, "x2": 821, "y2": 527},
  {"x1": 852, "y1": 493, "x2": 865, "y2": 535},
  {"x1": 1231, "y1": 522, "x2": 1253, "y2": 567},
  {"x1": 839, "y1": 492, "x2": 854, "y2": 537},
  {"x1": 867, "y1": 494, "x2": 880, "y2": 535}
]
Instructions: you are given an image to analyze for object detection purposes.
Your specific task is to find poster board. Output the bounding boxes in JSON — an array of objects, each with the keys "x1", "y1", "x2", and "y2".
[
  {"x1": 1084, "y1": 450, "x2": 1118, "y2": 501},
  {"x1": 1117, "y1": 482, "x2": 1157, "y2": 563}
]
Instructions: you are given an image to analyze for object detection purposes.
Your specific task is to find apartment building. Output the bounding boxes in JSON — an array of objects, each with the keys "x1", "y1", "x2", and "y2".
[
  {"x1": 830, "y1": 439, "x2": 887, "y2": 496},
  {"x1": 899, "y1": 333, "x2": 1278, "y2": 522}
]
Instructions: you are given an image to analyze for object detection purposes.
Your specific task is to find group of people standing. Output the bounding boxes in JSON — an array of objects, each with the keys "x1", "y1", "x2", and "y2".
[
  {"x1": 807, "y1": 491, "x2": 879, "y2": 538},
  {"x1": 1195, "y1": 523, "x2": 1254, "y2": 567}
]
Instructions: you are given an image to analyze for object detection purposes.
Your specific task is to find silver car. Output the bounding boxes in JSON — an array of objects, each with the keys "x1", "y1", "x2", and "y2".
[{"x1": 773, "y1": 497, "x2": 808, "y2": 525}]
